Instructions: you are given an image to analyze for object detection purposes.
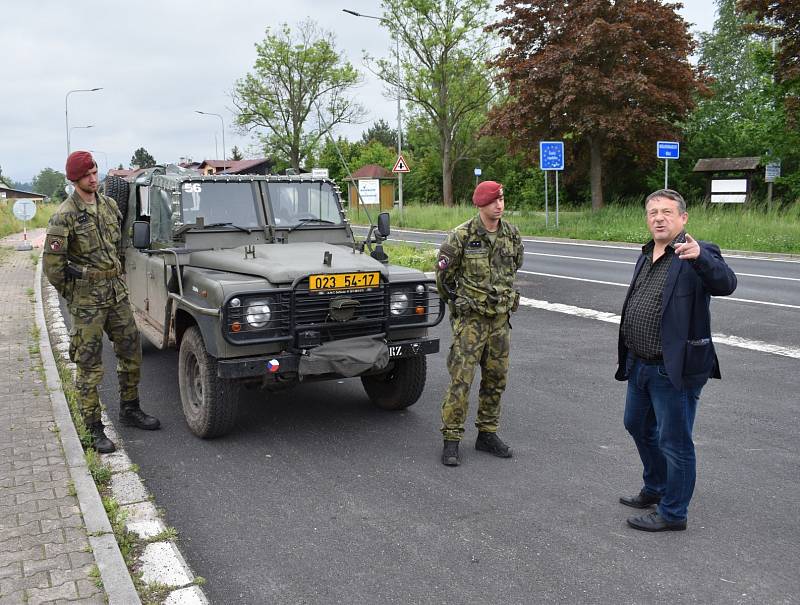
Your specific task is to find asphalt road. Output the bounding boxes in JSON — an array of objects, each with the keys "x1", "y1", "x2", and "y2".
[{"x1": 92, "y1": 231, "x2": 799, "y2": 604}]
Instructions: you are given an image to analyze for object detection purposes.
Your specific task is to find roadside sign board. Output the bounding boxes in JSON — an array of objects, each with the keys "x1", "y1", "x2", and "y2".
[
  {"x1": 392, "y1": 155, "x2": 410, "y2": 173},
  {"x1": 311, "y1": 168, "x2": 329, "y2": 179},
  {"x1": 357, "y1": 179, "x2": 380, "y2": 205},
  {"x1": 765, "y1": 162, "x2": 781, "y2": 182},
  {"x1": 12, "y1": 199, "x2": 37, "y2": 221},
  {"x1": 657, "y1": 141, "x2": 680, "y2": 159},
  {"x1": 474, "y1": 168, "x2": 482, "y2": 176},
  {"x1": 539, "y1": 141, "x2": 564, "y2": 171}
]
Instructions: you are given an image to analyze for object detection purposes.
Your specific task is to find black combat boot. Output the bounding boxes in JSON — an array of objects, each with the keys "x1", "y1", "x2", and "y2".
[
  {"x1": 119, "y1": 399, "x2": 161, "y2": 430},
  {"x1": 89, "y1": 422, "x2": 116, "y2": 454},
  {"x1": 475, "y1": 432, "x2": 512, "y2": 458},
  {"x1": 442, "y1": 440, "x2": 460, "y2": 466}
]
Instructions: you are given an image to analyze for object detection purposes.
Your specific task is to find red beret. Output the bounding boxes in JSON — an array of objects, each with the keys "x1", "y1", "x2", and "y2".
[
  {"x1": 472, "y1": 180, "x2": 503, "y2": 207},
  {"x1": 65, "y1": 151, "x2": 96, "y2": 181}
]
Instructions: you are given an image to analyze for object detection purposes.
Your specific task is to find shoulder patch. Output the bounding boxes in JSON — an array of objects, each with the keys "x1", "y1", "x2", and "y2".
[{"x1": 46, "y1": 225, "x2": 69, "y2": 237}]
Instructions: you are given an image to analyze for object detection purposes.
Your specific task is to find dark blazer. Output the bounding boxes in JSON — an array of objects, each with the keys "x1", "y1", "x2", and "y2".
[{"x1": 616, "y1": 241, "x2": 737, "y2": 390}]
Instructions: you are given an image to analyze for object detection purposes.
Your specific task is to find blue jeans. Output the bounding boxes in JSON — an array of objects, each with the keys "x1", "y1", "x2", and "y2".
[{"x1": 623, "y1": 356, "x2": 703, "y2": 522}]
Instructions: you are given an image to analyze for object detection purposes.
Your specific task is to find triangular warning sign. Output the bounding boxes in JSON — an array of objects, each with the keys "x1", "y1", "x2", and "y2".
[{"x1": 392, "y1": 154, "x2": 410, "y2": 173}]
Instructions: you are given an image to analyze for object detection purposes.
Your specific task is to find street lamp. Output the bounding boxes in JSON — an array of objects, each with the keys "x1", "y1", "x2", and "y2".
[
  {"x1": 69, "y1": 125, "x2": 94, "y2": 148},
  {"x1": 343, "y1": 8, "x2": 404, "y2": 218},
  {"x1": 195, "y1": 110, "x2": 226, "y2": 162},
  {"x1": 65, "y1": 87, "x2": 102, "y2": 155},
  {"x1": 89, "y1": 149, "x2": 109, "y2": 175}
]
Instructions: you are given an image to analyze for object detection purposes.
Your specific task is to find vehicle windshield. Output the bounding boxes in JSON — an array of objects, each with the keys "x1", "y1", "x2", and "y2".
[
  {"x1": 264, "y1": 181, "x2": 343, "y2": 228},
  {"x1": 181, "y1": 182, "x2": 260, "y2": 228}
]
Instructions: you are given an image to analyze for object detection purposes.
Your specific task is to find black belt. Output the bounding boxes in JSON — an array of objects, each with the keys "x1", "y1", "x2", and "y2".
[{"x1": 633, "y1": 354, "x2": 663, "y2": 365}]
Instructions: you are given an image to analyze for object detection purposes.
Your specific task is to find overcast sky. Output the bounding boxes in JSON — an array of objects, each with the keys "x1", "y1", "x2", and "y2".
[{"x1": 0, "y1": 0, "x2": 718, "y2": 184}]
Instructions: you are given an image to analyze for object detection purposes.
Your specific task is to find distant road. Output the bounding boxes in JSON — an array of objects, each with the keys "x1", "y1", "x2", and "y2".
[{"x1": 359, "y1": 226, "x2": 800, "y2": 354}]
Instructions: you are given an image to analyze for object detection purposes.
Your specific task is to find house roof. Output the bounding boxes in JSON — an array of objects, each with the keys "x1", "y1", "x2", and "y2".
[
  {"x1": 693, "y1": 157, "x2": 761, "y2": 172},
  {"x1": 0, "y1": 185, "x2": 45, "y2": 198},
  {"x1": 197, "y1": 158, "x2": 273, "y2": 174},
  {"x1": 347, "y1": 164, "x2": 395, "y2": 180},
  {"x1": 220, "y1": 159, "x2": 273, "y2": 174}
]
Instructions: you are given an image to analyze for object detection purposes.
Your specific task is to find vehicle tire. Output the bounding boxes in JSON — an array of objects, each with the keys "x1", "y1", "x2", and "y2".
[
  {"x1": 361, "y1": 355, "x2": 426, "y2": 410},
  {"x1": 103, "y1": 175, "x2": 129, "y2": 223},
  {"x1": 178, "y1": 326, "x2": 239, "y2": 438}
]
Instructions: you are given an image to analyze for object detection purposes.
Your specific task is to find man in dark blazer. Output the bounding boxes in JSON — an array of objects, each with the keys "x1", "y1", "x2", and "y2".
[{"x1": 616, "y1": 189, "x2": 737, "y2": 532}]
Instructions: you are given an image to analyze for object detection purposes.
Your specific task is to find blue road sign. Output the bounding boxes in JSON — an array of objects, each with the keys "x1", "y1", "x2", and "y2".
[
  {"x1": 657, "y1": 141, "x2": 680, "y2": 159},
  {"x1": 539, "y1": 141, "x2": 564, "y2": 171}
]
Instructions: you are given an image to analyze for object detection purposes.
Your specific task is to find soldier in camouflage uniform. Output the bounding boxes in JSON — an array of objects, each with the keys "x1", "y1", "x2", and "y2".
[
  {"x1": 43, "y1": 151, "x2": 160, "y2": 453},
  {"x1": 436, "y1": 180, "x2": 524, "y2": 466}
]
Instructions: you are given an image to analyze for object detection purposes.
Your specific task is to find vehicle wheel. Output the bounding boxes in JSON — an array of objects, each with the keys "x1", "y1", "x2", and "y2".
[
  {"x1": 103, "y1": 175, "x2": 129, "y2": 223},
  {"x1": 178, "y1": 326, "x2": 239, "y2": 438},
  {"x1": 361, "y1": 356, "x2": 426, "y2": 410}
]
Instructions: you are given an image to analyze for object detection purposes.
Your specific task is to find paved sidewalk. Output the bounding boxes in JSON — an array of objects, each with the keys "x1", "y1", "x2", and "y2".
[{"x1": 0, "y1": 230, "x2": 124, "y2": 605}]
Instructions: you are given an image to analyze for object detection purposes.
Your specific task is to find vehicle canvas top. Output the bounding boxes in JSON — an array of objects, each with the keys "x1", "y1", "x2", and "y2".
[{"x1": 188, "y1": 241, "x2": 388, "y2": 284}]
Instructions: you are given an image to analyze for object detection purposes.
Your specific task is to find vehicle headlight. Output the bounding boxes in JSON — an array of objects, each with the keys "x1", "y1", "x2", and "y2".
[
  {"x1": 390, "y1": 291, "x2": 410, "y2": 316},
  {"x1": 245, "y1": 300, "x2": 271, "y2": 327}
]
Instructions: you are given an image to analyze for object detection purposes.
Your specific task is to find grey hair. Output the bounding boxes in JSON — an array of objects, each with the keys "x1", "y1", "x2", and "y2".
[{"x1": 645, "y1": 189, "x2": 686, "y2": 214}]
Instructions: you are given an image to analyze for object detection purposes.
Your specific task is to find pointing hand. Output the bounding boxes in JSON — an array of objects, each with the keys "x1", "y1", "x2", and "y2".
[{"x1": 674, "y1": 234, "x2": 700, "y2": 260}]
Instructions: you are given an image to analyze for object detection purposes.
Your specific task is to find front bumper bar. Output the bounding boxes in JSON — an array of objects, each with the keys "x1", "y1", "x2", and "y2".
[{"x1": 216, "y1": 336, "x2": 439, "y2": 379}]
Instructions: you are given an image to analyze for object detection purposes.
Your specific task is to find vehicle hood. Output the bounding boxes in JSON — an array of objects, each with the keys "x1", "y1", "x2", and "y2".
[{"x1": 187, "y1": 242, "x2": 388, "y2": 284}]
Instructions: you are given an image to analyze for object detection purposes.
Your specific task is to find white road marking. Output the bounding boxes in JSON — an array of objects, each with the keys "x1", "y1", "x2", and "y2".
[
  {"x1": 375, "y1": 226, "x2": 800, "y2": 264},
  {"x1": 518, "y1": 297, "x2": 800, "y2": 359}
]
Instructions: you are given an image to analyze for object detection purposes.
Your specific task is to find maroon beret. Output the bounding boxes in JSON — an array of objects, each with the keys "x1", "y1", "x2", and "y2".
[
  {"x1": 472, "y1": 180, "x2": 503, "y2": 207},
  {"x1": 65, "y1": 151, "x2": 96, "y2": 181}
]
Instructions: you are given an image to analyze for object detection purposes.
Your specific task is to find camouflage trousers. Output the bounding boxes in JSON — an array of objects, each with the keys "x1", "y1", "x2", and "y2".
[
  {"x1": 68, "y1": 298, "x2": 141, "y2": 425},
  {"x1": 441, "y1": 311, "x2": 511, "y2": 441}
]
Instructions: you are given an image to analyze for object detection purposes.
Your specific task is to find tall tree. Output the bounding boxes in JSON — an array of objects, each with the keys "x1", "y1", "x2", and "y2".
[
  {"x1": 232, "y1": 19, "x2": 365, "y2": 172},
  {"x1": 370, "y1": 0, "x2": 495, "y2": 206},
  {"x1": 229, "y1": 146, "x2": 244, "y2": 161},
  {"x1": 737, "y1": 0, "x2": 800, "y2": 197},
  {"x1": 487, "y1": 0, "x2": 702, "y2": 209},
  {"x1": 31, "y1": 168, "x2": 67, "y2": 201},
  {"x1": 673, "y1": 0, "x2": 771, "y2": 198},
  {"x1": 361, "y1": 119, "x2": 397, "y2": 149},
  {"x1": 130, "y1": 148, "x2": 156, "y2": 169}
]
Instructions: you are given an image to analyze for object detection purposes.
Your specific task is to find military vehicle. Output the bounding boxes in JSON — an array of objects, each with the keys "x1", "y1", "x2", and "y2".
[{"x1": 104, "y1": 166, "x2": 442, "y2": 438}]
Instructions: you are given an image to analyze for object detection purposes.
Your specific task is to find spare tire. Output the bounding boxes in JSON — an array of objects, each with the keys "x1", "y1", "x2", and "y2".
[{"x1": 103, "y1": 175, "x2": 129, "y2": 223}]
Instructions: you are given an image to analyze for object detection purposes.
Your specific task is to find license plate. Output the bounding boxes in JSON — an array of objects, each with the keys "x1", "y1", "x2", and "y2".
[{"x1": 308, "y1": 272, "x2": 380, "y2": 291}]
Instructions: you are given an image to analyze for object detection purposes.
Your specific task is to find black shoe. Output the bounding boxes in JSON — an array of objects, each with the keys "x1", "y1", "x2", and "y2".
[
  {"x1": 627, "y1": 511, "x2": 687, "y2": 532},
  {"x1": 475, "y1": 432, "x2": 512, "y2": 458},
  {"x1": 442, "y1": 440, "x2": 460, "y2": 466},
  {"x1": 89, "y1": 422, "x2": 116, "y2": 454},
  {"x1": 119, "y1": 400, "x2": 161, "y2": 430},
  {"x1": 620, "y1": 489, "x2": 662, "y2": 509}
]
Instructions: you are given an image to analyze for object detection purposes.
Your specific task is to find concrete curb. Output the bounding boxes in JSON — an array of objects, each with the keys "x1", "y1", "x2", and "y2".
[
  {"x1": 34, "y1": 258, "x2": 141, "y2": 605},
  {"x1": 36, "y1": 263, "x2": 209, "y2": 605}
]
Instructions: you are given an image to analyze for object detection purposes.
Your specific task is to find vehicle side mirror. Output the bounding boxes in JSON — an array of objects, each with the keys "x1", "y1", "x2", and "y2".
[
  {"x1": 377, "y1": 212, "x2": 390, "y2": 238},
  {"x1": 132, "y1": 221, "x2": 150, "y2": 249}
]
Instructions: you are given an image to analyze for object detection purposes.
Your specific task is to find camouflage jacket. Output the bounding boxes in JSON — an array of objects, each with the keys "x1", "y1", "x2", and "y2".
[
  {"x1": 436, "y1": 215, "x2": 524, "y2": 316},
  {"x1": 42, "y1": 191, "x2": 129, "y2": 309}
]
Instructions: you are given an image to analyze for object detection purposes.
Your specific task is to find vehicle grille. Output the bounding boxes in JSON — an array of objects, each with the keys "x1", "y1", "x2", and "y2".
[{"x1": 293, "y1": 280, "x2": 387, "y2": 344}]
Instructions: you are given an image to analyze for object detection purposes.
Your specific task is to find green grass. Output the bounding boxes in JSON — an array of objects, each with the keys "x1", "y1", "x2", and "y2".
[
  {"x1": 349, "y1": 202, "x2": 800, "y2": 254},
  {"x1": 0, "y1": 200, "x2": 58, "y2": 239},
  {"x1": 382, "y1": 242, "x2": 438, "y2": 272}
]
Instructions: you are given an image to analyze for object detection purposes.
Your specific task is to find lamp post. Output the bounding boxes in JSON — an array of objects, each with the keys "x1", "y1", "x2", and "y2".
[
  {"x1": 195, "y1": 110, "x2": 226, "y2": 162},
  {"x1": 342, "y1": 9, "x2": 404, "y2": 219},
  {"x1": 89, "y1": 149, "x2": 108, "y2": 175},
  {"x1": 65, "y1": 88, "x2": 102, "y2": 155},
  {"x1": 69, "y1": 125, "x2": 94, "y2": 149}
]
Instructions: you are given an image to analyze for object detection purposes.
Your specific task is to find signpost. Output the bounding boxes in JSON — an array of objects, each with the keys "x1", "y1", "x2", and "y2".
[
  {"x1": 539, "y1": 141, "x2": 564, "y2": 227},
  {"x1": 474, "y1": 167, "x2": 481, "y2": 187},
  {"x1": 657, "y1": 141, "x2": 680, "y2": 189},
  {"x1": 765, "y1": 161, "x2": 781, "y2": 208},
  {"x1": 12, "y1": 199, "x2": 37, "y2": 251},
  {"x1": 311, "y1": 168, "x2": 329, "y2": 179}
]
